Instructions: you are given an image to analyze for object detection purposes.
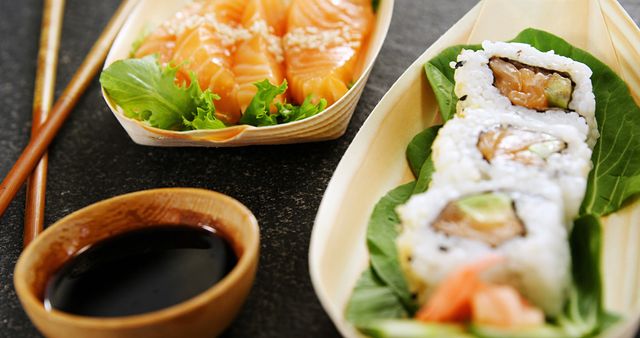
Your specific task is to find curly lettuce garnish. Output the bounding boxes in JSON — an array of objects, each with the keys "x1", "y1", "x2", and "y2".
[
  {"x1": 240, "y1": 79, "x2": 327, "y2": 127},
  {"x1": 100, "y1": 56, "x2": 225, "y2": 130},
  {"x1": 100, "y1": 57, "x2": 328, "y2": 131}
]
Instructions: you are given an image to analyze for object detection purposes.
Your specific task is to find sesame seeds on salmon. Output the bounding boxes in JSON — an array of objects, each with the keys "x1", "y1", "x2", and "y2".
[{"x1": 284, "y1": 0, "x2": 374, "y2": 105}]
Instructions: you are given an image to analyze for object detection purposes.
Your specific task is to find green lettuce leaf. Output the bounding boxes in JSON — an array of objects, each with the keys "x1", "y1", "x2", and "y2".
[
  {"x1": 100, "y1": 56, "x2": 225, "y2": 130},
  {"x1": 239, "y1": 80, "x2": 287, "y2": 126},
  {"x1": 276, "y1": 96, "x2": 328, "y2": 124},
  {"x1": 183, "y1": 90, "x2": 226, "y2": 130},
  {"x1": 239, "y1": 79, "x2": 327, "y2": 127}
]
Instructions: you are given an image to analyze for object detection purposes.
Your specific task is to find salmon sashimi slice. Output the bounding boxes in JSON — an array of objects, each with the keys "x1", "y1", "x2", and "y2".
[
  {"x1": 172, "y1": 24, "x2": 241, "y2": 124},
  {"x1": 284, "y1": 0, "x2": 374, "y2": 105},
  {"x1": 199, "y1": 0, "x2": 250, "y2": 25},
  {"x1": 287, "y1": 0, "x2": 373, "y2": 32},
  {"x1": 241, "y1": 0, "x2": 290, "y2": 36},
  {"x1": 133, "y1": 1, "x2": 205, "y2": 63},
  {"x1": 134, "y1": 28, "x2": 176, "y2": 64},
  {"x1": 285, "y1": 44, "x2": 356, "y2": 105},
  {"x1": 233, "y1": 0, "x2": 288, "y2": 112},
  {"x1": 234, "y1": 35, "x2": 286, "y2": 112}
]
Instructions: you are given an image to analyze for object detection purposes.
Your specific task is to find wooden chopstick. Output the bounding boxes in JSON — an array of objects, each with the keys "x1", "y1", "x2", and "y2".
[
  {"x1": 0, "y1": 0, "x2": 139, "y2": 218},
  {"x1": 23, "y1": 0, "x2": 66, "y2": 247}
]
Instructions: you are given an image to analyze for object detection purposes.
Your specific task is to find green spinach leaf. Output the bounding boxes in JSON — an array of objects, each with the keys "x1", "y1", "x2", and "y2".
[
  {"x1": 424, "y1": 45, "x2": 480, "y2": 122},
  {"x1": 405, "y1": 125, "x2": 441, "y2": 194},
  {"x1": 346, "y1": 268, "x2": 409, "y2": 328},
  {"x1": 406, "y1": 125, "x2": 441, "y2": 177},
  {"x1": 366, "y1": 182, "x2": 418, "y2": 313},
  {"x1": 413, "y1": 158, "x2": 436, "y2": 195},
  {"x1": 558, "y1": 215, "x2": 613, "y2": 337}
]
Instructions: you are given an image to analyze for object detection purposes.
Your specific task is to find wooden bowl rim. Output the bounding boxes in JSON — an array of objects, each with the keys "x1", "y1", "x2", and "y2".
[{"x1": 14, "y1": 187, "x2": 260, "y2": 329}]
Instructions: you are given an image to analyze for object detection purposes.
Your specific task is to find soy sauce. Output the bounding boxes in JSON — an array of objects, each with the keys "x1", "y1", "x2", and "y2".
[{"x1": 44, "y1": 226, "x2": 236, "y2": 317}]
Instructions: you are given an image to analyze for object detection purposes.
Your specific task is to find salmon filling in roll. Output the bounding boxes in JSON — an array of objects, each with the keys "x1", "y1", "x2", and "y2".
[{"x1": 489, "y1": 57, "x2": 574, "y2": 111}]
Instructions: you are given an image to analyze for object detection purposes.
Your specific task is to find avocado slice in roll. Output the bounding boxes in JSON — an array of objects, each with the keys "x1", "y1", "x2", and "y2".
[{"x1": 432, "y1": 192, "x2": 525, "y2": 247}]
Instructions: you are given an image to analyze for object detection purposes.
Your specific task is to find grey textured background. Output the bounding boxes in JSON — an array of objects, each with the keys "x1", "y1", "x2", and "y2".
[{"x1": 1, "y1": 0, "x2": 640, "y2": 337}]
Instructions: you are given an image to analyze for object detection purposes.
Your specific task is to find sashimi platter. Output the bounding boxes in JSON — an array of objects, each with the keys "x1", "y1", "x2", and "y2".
[{"x1": 101, "y1": 0, "x2": 393, "y2": 146}]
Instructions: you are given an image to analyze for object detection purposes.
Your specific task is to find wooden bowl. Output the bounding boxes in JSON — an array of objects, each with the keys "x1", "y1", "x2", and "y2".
[
  {"x1": 101, "y1": 0, "x2": 394, "y2": 147},
  {"x1": 309, "y1": 0, "x2": 640, "y2": 337},
  {"x1": 14, "y1": 188, "x2": 259, "y2": 338}
]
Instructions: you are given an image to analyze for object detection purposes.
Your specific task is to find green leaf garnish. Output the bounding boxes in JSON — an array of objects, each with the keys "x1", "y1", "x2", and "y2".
[
  {"x1": 240, "y1": 79, "x2": 327, "y2": 127},
  {"x1": 346, "y1": 268, "x2": 409, "y2": 328},
  {"x1": 100, "y1": 56, "x2": 224, "y2": 131},
  {"x1": 101, "y1": 60, "x2": 328, "y2": 130},
  {"x1": 424, "y1": 45, "x2": 479, "y2": 122},
  {"x1": 277, "y1": 96, "x2": 328, "y2": 123},
  {"x1": 558, "y1": 215, "x2": 619, "y2": 337},
  {"x1": 406, "y1": 125, "x2": 441, "y2": 177},
  {"x1": 239, "y1": 79, "x2": 287, "y2": 126},
  {"x1": 366, "y1": 182, "x2": 418, "y2": 313}
]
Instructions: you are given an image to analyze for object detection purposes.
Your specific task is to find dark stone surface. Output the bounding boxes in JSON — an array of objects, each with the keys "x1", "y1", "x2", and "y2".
[{"x1": 1, "y1": 0, "x2": 639, "y2": 337}]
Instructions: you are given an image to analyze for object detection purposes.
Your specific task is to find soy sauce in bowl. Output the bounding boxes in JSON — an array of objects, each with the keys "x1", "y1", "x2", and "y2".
[{"x1": 44, "y1": 225, "x2": 237, "y2": 317}]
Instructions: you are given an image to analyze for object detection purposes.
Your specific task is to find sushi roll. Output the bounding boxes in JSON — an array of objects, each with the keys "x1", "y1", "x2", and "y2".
[
  {"x1": 431, "y1": 108, "x2": 592, "y2": 220},
  {"x1": 396, "y1": 176, "x2": 570, "y2": 316},
  {"x1": 453, "y1": 41, "x2": 598, "y2": 147}
]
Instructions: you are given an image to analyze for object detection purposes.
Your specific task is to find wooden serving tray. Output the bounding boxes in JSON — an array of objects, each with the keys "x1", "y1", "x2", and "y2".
[{"x1": 309, "y1": 0, "x2": 640, "y2": 337}]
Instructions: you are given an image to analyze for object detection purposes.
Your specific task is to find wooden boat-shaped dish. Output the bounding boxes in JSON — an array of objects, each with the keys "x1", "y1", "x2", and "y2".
[
  {"x1": 101, "y1": 0, "x2": 394, "y2": 147},
  {"x1": 309, "y1": 0, "x2": 640, "y2": 337}
]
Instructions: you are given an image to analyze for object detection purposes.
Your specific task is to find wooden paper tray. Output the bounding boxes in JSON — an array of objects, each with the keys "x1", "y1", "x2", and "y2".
[{"x1": 309, "y1": 0, "x2": 640, "y2": 337}]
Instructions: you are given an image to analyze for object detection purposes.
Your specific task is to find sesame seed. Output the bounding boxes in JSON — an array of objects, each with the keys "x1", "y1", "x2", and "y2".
[{"x1": 283, "y1": 25, "x2": 362, "y2": 52}]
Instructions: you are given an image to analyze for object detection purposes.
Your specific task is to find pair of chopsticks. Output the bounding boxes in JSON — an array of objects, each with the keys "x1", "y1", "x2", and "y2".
[
  {"x1": 0, "y1": 0, "x2": 140, "y2": 246},
  {"x1": 23, "y1": 0, "x2": 65, "y2": 247}
]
